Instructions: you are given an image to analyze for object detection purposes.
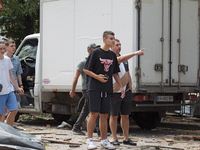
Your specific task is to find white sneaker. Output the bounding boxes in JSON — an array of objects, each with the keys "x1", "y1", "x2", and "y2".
[
  {"x1": 86, "y1": 138, "x2": 97, "y2": 150},
  {"x1": 101, "y1": 139, "x2": 116, "y2": 149}
]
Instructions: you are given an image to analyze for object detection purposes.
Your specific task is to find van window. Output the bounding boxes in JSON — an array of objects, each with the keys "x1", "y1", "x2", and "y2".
[{"x1": 17, "y1": 39, "x2": 38, "y2": 61}]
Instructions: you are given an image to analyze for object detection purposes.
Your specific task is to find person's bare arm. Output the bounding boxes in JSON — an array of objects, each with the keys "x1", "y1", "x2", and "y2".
[
  {"x1": 83, "y1": 69, "x2": 108, "y2": 83},
  {"x1": 9, "y1": 70, "x2": 24, "y2": 95},
  {"x1": 113, "y1": 73, "x2": 125, "y2": 98},
  {"x1": 69, "y1": 70, "x2": 81, "y2": 98},
  {"x1": 17, "y1": 74, "x2": 23, "y2": 86},
  {"x1": 117, "y1": 48, "x2": 145, "y2": 64}
]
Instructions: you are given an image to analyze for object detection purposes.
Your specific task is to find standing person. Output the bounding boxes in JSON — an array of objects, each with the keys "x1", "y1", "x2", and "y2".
[
  {"x1": 5, "y1": 40, "x2": 23, "y2": 108},
  {"x1": 109, "y1": 39, "x2": 144, "y2": 146},
  {"x1": 3, "y1": 39, "x2": 23, "y2": 124},
  {"x1": 70, "y1": 43, "x2": 100, "y2": 135},
  {"x1": 0, "y1": 40, "x2": 24, "y2": 126},
  {"x1": 83, "y1": 31, "x2": 125, "y2": 150}
]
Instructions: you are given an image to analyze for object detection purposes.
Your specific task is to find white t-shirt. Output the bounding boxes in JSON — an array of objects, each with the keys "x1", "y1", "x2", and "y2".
[{"x1": 0, "y1": 56, "x2": 14, "y2": 95}]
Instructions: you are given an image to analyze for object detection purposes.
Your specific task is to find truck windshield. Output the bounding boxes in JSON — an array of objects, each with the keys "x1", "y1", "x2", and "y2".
[{"x1": 17, "y1": 39, "x2": 38, "y2": 61}]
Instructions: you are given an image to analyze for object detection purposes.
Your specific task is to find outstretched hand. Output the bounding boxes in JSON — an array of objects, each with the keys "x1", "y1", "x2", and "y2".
[{"x1": 137, "y1": 48, "x2": 145, "y2": 56}]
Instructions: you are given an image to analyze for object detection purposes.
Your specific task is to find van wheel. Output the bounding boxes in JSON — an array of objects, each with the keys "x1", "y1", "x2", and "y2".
[
  {"x1": 52, "y1": 114, "x2": 71, "y2": 122},
  {"x1": 14, "y1": 113, "x2": 20, "y2": 122},
  {"x1": 132, "y1": 112, "x2": 161, "y2": 130}
]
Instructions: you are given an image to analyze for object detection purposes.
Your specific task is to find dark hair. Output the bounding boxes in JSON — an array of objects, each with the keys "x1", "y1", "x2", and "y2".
[
  {"x1": 0, "y1": 40, "x2": 5, "y2": 44},
  {"x1": 103, "y1": 31, "x2": 115, "y2": 38},
  {"x1": 115, "y1": 39, "x2": 120, "y2": 42},
  {"x1": 5, "y1": 39, "x2": 15, "y2": 46}
]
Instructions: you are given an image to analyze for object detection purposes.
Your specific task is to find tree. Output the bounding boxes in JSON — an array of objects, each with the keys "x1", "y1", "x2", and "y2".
[{"x1": 0, "y1": 0, "x2": 39, "y2": 47}]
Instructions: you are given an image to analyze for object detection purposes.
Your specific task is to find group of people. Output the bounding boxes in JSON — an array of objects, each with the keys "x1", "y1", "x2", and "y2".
[
  {"x1": 70, "y1": 30, "x2": 144, "y2": 149},
  {"x1": 0, "y1": 30, "x2": 144, "y2": 150},
  {"x1": 0, "y1": 40, "x2": 24, "y2": 127}
]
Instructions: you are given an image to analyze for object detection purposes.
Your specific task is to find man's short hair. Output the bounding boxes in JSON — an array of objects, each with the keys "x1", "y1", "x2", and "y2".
[
  {"x1": 103, "y1": 31, "x2": 115, "y2": 38},
  {"x1": 0, "y1": 40, "x2": 5, "y2": 44},
  {"x1": 5, "y1": 39, "x2": 15, "y2": 46},
  {"x1": 115, "y1": 39, "x2": 120, "y2": 42}
]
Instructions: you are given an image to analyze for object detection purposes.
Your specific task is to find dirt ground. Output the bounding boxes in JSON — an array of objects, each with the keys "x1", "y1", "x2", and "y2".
[{"x1": 13, "y1": 114, "x2": 200, "y2": 150}]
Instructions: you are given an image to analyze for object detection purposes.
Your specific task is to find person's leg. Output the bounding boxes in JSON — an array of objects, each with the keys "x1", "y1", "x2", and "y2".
[
  {"x1": 109, "y1": 93, "x2": 121, "y2": 141},
  {"x1": 95, "y1": 114, "x2": 99, "y2": 131},
  {"x1": 1, "y1": 106, "x2": 7, "y2": 122},
  {"x1": 87, "y1": 91, "x2": 101, "y2": 138},
  {"x1": 5, "y1": 91, "x2": 18, "y2": 126},
  {"x1": 109, "y1": 115, "x2": 118, "y2": 140},
  {"x1": 15, "y1": 94, "x2": 21, "y2": 108},
  {"x1": 0, "y1": 115, "x2": 4, "y2": 122},
  {"x1": 120, "y1": 90, "x2": 136, "y2": 146},
  {"x1": 6, "y1": 110, "x2": 18, "y2": 126},
  {"x1": 87, "y1": 112, "x2": 98, "y2": 138},
  {"x1": 86, "y1": 94, "x2": 98, "y2": 149},
  {"x1": 99, "y1": 113, "x2": 108, "y2": 140},
  {"x1": 0, "y1": 95, "x2": 7, "y2": 122},
  {"x1": 73, "y1": 92, "x2": 89, "y2": 132},
  {"x1": 121, "y1": 115, "x2": 129, "y2": 141}
]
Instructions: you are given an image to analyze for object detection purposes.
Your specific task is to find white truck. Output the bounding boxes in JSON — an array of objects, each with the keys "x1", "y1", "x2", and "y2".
[{"x1": 15, "y1": 0, "x2": 200, "y2": 129}]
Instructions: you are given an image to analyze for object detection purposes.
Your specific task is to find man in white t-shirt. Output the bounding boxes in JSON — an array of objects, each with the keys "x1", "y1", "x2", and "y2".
[{"x1": 0, "y1": 40, "x2": 24, "y2": 126}]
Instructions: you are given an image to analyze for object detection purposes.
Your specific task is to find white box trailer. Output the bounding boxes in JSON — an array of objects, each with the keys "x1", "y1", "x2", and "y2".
[{"x1": 15, "y1": 0, "x2": 200, "y2": 129}]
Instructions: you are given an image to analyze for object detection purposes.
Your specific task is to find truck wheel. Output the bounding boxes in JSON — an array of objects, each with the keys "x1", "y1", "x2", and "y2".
[
  {"x1": 52, "y1": 114, "x2": 71, "y2": 122},
  {"x1": 132, "y1": 112, "x2": 161, "y2": 130}
]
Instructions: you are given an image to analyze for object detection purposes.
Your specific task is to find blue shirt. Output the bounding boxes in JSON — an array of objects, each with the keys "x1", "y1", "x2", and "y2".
[{"x1": 4, "y1": 53, "x2": 23, "y2": 90}]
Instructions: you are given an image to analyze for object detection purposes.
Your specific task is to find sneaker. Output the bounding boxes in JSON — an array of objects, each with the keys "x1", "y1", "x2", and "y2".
[
  {"x1": 112, "y1": 139, "x2": 120, "y2": 145},
  {"x1": 57, "y1": 121, "x2": 72, "y2": 129},
  {"x1": 72, "y1": 128, "x2": 85, "y2": 135},
  {"x1": 101, "y1": 139, "x2": 116, "y2": 149},
  {"x1": 86, "y1": 138, "x2": 97, "y2": 150},
  {"x1": 123, "y1": 138, "x2": 137, "y2": 146}
]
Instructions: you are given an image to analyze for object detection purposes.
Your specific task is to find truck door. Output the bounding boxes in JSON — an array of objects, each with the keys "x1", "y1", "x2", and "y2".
[
  {"x1": 16, "y1": 37, "x2": 39, "y2": 110},
  {"x1": 138, "y1": 0, "x2": 199, "y2": 91},
  {"x1": 171, "y1": 0, "x2": 199, "y2": 87}
]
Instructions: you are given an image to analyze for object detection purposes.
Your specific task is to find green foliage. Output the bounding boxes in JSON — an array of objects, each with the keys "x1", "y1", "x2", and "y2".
[
  {"x1": 19, "y1": 114, "x2": 47, "y2": 121},
  {"x1": 0, "y1": 0, "x2": 39, "y2": 47}
]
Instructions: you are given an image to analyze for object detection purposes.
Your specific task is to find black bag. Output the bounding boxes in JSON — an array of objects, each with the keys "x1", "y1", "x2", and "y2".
[{"x1": 0, "y1": 84, "x2": 3, "y2": 92}]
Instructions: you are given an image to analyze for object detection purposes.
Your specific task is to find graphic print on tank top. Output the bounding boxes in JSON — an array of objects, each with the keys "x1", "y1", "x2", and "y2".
[{"x1": 99, "y1": 57, "x2": 113, "y2": 72}]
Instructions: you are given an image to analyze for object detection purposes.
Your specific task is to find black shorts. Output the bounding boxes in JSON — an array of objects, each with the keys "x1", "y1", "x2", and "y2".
[
  {"x1": 87, "y1": 91, "x2": 111, "y2": 114},
  {"x1": 110, "y1": 90, "x2": 132, "y2": 116}
]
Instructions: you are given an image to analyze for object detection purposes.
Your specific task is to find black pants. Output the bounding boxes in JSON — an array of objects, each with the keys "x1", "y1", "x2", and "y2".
[{"x1": 73, "y1": 90, "x2": 99, "y2": 131}]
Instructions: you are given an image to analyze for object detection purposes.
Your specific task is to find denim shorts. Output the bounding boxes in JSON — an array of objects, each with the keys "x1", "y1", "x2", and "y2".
[{"x1": 0, "y1": 91, "x2": 18, "y2": 114}]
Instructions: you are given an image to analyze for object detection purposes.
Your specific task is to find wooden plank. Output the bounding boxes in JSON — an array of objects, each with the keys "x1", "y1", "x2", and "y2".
[
  {"x1": 26, "y1": 132, "x2": 56, "y2": 135},
  {"x1": 42, "y1": 138, "x2": 81, "y2": 145}
]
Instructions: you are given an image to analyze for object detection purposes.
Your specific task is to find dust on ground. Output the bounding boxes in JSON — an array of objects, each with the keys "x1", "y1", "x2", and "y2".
[{"x1": 13, "y1": 113, "x2": 200, "y2": 150}]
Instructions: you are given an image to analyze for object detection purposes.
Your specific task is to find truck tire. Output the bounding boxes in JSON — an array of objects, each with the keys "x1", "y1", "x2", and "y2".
[
  {"x1": 52, "y1": 114, "x2": 71, "y2": 122},
  {"x1": 132, "y1": 112, "x2": 161, "y2": 130}
]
